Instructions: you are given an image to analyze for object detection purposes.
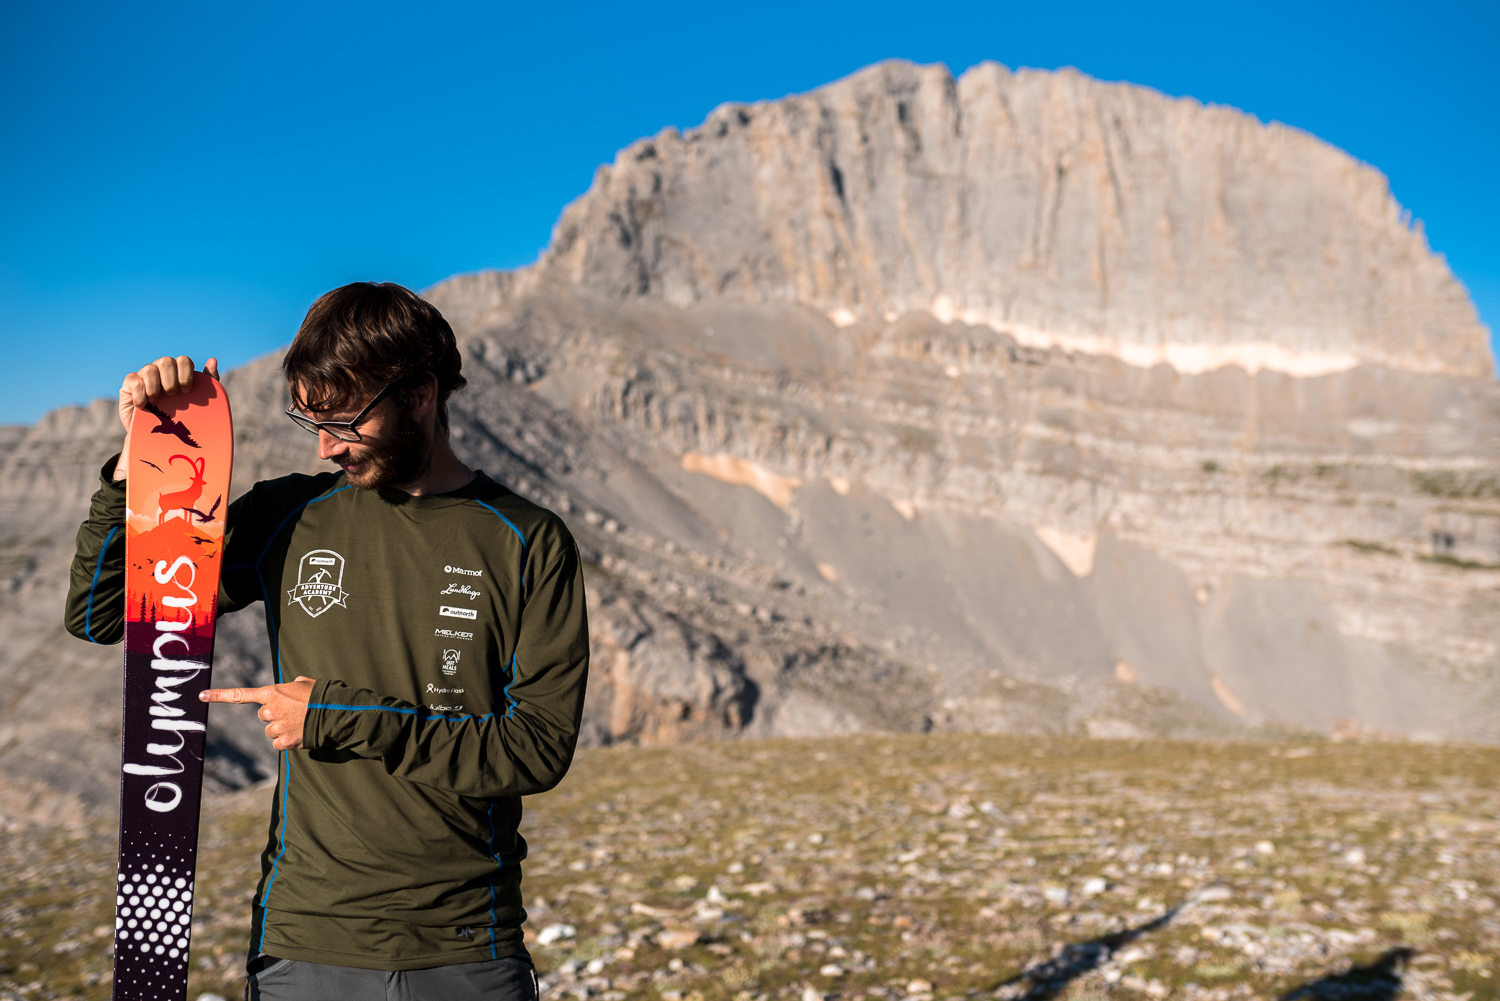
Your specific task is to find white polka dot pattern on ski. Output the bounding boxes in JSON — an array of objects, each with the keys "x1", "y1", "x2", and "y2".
[{"x1": 113, "y1": 859, "x2": 195, "y2": 994}]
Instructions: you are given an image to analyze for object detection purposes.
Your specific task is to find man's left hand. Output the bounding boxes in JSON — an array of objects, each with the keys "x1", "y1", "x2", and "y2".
[{"x1": 201, "y1": 676, "x2": 315, "y2": 751}]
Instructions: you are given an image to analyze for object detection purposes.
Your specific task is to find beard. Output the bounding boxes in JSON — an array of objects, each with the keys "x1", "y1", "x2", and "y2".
[{"x1": 336, "y1": 407, "x2": 431, "y2": 490}]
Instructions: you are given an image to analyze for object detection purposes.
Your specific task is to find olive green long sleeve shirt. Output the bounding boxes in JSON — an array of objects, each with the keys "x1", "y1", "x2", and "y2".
[{"x1": 66, "y1": 458, "x2": 590, "y2": 970}]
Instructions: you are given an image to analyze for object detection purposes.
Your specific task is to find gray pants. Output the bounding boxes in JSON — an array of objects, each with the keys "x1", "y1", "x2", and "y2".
[{"x1": 247, "y1": 954, "x2": 537, "y2": 1001}]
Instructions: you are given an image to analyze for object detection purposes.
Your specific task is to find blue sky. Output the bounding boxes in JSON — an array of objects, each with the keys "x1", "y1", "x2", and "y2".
[{"x1": 3, "y1": 0, "x2": 1496, "y2": 425}]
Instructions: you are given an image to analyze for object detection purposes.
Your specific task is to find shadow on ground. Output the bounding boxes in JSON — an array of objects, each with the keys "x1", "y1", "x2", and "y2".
[
  {"x1": 990, "y1": 904, "x2": 1180, "y2": 1000},
  {"x1": 990, "y1": 892, "x2": 1415, "y2": 1001},
  {"x1": 1279, "y1": 948, "x2": 1413, "y2": 1001}
]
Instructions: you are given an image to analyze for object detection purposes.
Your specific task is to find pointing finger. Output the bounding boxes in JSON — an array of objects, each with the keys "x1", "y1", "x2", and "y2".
[{"x1": 200, "y1": 686, "x2": 272, "y2": 704}]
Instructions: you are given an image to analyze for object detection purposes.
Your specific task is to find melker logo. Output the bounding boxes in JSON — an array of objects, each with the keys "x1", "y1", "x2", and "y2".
[{"x1": 287, "y1": 550, "x2": 350, "y2": 618}]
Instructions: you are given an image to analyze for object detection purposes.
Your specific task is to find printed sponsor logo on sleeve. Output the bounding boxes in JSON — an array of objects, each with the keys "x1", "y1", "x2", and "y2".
[
  {"x1": 439, "y1": 605, "x2": 478, "y2": 620},
  {"x1": 444, "y1": 565, "x2": 484, "y2": 577},
  {"x1": 434, "y1": 627, "x2": 474, "y2": 641}
]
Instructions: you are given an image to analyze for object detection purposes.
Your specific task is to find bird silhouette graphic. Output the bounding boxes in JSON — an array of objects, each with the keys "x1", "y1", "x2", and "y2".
[
  {"x1": 139, "y1": 401, "x2": 201, "y2": 448},
  {"x1": 184, "y1": 495, "x2": 223, "y2": 524},
  {"x1": 139, "y1": 459, "x2": 164, "y2": 472}
]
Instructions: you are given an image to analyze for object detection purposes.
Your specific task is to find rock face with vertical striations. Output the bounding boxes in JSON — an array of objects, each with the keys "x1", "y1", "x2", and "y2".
[
  {"x1": 3, "y1": 60, "x2": 1498, "y2": 826},
  {"x1": 537, "y1": 60, "x2": 1489, "y2": 378}
]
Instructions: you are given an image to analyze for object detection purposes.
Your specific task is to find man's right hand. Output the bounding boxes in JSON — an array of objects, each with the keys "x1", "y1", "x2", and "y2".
[{"x1": 113, "y1": 355, "x2": 220, "y2": 480}]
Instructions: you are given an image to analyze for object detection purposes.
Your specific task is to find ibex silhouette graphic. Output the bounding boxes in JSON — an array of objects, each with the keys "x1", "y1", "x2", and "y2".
[{"x1": 157, "y1": 455, "x2": 208, "y2": 523}]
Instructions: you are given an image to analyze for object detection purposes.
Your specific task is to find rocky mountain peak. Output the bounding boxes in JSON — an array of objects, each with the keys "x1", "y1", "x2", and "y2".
[{"x1": 531, "y1": 59, "x2": 1490, "y2": 378}]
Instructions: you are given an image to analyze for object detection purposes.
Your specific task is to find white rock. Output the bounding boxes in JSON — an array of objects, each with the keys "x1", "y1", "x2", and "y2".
[
  {"x1": 537, "y1": 923, "x2": 577, "y2": 945},
  {"x1": 1082, "y1": 877, "x2": 1108, "y2": 896},
  {"x1": 1255, "y1": 840, "x2": 1276, "y2": 855},
  {"x1": 820, "y1": 964, "x2": 845, "y2": 977},
  {"x1": 657, "y1": 928, "x2": 701, "y2": 950},
  {"x1": 1344, "y1": 847, "x2": 1367, "y2": 865}
]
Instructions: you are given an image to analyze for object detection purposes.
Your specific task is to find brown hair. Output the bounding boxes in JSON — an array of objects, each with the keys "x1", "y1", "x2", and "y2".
[{"x1": 283, "y1": 282, "x2": 467, "y2": 430}]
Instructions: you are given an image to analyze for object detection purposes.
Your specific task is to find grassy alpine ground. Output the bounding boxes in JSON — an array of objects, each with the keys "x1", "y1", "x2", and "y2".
[{"x1": 2, "y1": 736, "x2": 1498, "y2": 1001}]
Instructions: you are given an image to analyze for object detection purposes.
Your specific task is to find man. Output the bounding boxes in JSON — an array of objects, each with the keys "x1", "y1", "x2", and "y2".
[{"x1": 65, "y1": 282, "x2": 590, "y2": 999}]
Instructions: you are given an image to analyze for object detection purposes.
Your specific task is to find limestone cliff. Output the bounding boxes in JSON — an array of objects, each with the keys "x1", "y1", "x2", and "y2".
[{"x1": 535, "y1": 61, "x2": 1490, "y2": 378}]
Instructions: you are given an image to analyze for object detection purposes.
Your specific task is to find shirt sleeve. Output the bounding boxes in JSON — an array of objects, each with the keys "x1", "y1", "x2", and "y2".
[
  {"x1": 65, "y1": 456, "x2": 258, "y2": 645},
  {"x1": 64, "y1": 456, "x2": 130, "y2": 645},
  {"x1": 302, "y1": 521, "x2": 591, "y2": 798}
]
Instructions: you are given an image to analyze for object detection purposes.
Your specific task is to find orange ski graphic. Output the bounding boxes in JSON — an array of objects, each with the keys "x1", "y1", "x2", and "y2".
[{"x1": 115, "y1": 374, "x2": 232, "y2": 1000}]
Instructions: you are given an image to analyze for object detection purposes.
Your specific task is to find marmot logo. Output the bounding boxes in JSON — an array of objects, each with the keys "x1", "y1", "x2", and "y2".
[{"x1": 444, "y1": 565, "x2": 483, "y2": 577}]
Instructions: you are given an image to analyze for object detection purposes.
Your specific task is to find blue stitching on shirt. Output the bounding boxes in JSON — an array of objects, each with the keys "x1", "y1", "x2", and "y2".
[
  {"x1": 502, "y1": 653, "x2": 519, "y2": 719},
  {"x1": 257, "y1": 751, "x2": 293, "y2": 950},
  {"x1": 252, "y1": 482, "x2": 350, "y2": 936},
  {"x1": 84, "y1": 525, "x2": 121, "y2": 643},
  {"x1": 485, "y1": 799, "x2": 501, "y2": 959},
  {"x1": 306, "y1": 702, "x2": 497, "y2": 724},
  {"x1": 256, "y1": 483, "x2": 353, "y2": 567},
  {"x1": 471, "y1": 498, "x2": 530, "y2": 590},
  {"x1": 471, "y1": 498, "x2": 527, "y2": 547}
]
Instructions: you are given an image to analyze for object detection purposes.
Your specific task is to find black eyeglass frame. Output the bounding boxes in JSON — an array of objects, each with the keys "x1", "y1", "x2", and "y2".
[{"x1": 284, "y1": 381, "x2": 398, "y2": 442}]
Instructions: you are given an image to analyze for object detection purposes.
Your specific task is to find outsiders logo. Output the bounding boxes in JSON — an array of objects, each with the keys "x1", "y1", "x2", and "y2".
[
  {"x1": 441, "y1": 649, "x2": 461, "y2": 676},
  {"x1": 287, "y1": 550, "x2": 350, "y2": 618}
]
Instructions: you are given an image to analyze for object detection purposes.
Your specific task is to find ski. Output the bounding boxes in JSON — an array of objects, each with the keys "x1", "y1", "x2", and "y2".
[{"x1": 113, "y1": 375, "x2": 233, "y2": 1000}]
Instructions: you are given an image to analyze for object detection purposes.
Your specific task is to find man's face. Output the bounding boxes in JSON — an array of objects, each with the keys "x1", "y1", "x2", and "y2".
[{"x1": 304, "y1": 385, "x2": 430, "y2": 490}]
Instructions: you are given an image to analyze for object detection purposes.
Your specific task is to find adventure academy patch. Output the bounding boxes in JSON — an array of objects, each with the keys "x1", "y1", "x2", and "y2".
[{"x1": 287, "y1": 549, "x2": 350, "y2": 618}]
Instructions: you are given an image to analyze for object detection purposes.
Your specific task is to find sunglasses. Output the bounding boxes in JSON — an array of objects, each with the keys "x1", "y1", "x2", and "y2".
[{"x1": 285, "y1": 381, "x2": 396, "y2": 442}]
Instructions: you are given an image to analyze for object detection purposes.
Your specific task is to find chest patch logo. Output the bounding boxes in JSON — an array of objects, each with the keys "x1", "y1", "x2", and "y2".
[
  {"x1": 439, "y1": 605, "x2": 477, "y2": 620},
  {"x1": 287, "y1": 549, "x2": 350, "y2": 618},
  {"x1": 441, "y1": 649, "x2": 461, "y2": 676}
]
